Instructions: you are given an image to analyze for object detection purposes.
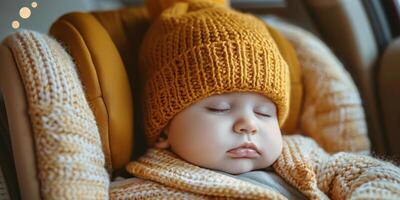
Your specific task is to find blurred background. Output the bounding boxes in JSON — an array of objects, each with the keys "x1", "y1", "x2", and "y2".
[
  {"x1": 0, "y1": 0, "x2": 320, "y2": 41},
  {"x1": 0, "y1": 0, "x2": 136, "y2": 41}
]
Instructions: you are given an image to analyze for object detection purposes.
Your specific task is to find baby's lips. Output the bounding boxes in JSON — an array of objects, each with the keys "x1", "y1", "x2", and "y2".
[{"x1": 227, "y1": 147, "x2": 260, "y2": 158}]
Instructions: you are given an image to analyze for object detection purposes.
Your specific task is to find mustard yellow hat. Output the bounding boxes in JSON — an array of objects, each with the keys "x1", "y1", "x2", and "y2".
[{"x1": 140, "y1": 0, "x2": 290, "y2": 146}]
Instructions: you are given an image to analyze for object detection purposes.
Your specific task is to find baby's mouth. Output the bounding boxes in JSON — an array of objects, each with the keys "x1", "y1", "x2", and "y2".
[{"x1": 227, "y1": 143, "x2": 260, "y2": 158}]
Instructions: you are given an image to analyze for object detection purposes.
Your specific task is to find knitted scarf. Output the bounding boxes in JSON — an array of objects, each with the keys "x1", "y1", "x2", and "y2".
[{"x1": 110, "y1": 135, "x2": 400, "y2": 199}]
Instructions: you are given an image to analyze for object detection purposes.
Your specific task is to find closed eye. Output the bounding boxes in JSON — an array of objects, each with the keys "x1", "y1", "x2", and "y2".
[
  {"x1": 255, "y1": 112, "x2": 271, "y2": 117},
  {"x1": 207, "y1": 108, "x2": 230, "y2": 113}
]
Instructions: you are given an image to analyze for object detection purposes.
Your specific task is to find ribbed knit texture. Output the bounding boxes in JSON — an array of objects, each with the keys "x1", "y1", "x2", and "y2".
[
  {"x1": 116, "y1": 149, "x2": 287, "y2": 199},
  {"x1": 140, "y1": 0, "x2": 290, "y2": 146},
  {"x1": 266, "y1": 18, "x2": 370, "y2": 153},
  {"x1": 110, "y1": 135, "x2": 400, "y2": 199},
  {"x1": 5, "y1": 30, "x2": 110, "y2": 199}
]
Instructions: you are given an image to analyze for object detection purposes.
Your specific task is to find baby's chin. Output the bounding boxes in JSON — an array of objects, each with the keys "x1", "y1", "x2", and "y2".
[{"x1": 214, "y1": 160, "x2": 271, "y2": 175}]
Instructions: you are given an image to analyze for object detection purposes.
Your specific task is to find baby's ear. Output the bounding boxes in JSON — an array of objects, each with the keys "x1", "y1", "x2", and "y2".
[
  {"x1": 164, "y1": 122, "x2": 171, "y2": 133},
  {"x1": 155, "y1": 130, "x2": 170, "y2": 149}
]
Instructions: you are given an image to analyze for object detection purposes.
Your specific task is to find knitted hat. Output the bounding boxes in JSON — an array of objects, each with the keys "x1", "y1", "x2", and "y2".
[{"x1": 140, "y1": 0, "x2": 290, "y2": 146}]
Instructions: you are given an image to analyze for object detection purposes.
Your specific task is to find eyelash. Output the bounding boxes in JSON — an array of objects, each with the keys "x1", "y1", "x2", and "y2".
[
  {"x1": 207, "y1": 108, "x2": 271, "y2": 117},
  {"x1": 256, "y1": 112, "x2": 271, "y2": 118},
  {"x1": 207, "y1": 108, "x2": 229, "y2": 113}
]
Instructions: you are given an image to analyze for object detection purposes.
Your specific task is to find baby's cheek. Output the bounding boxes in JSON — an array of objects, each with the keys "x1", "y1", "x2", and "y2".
[
  {"x1": 169, "y1": 132, "x2": 214, "y2": 164},
  {"x1": 191, "y1": 137, "x2": 231, "y2": 168},
  {"x1": 266, "y1": 139, "x2": 282, "y2": 164},
  {"x1": 257, "y1": 134, "x2": 282, "y2": 166}
]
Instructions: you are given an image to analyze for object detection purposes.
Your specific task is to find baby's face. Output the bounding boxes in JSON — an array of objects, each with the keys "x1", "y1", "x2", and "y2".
[{"x1": 161, "y1": 92, "x2": 282, "y2": 174}]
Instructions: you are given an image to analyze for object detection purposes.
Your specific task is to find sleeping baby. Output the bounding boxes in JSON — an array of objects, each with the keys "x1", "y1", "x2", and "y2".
[{"x1": 110, "y1": 0, "x2": 400, "y2": 199}]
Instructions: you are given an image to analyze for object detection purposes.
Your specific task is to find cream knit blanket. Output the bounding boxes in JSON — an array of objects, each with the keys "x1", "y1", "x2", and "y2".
[
  {"x1": 267, "y1": 18, "x2": 370, "y2": 153},
  {"x1": 4, "y1": 31, "x2": 110, "y2": 199}
]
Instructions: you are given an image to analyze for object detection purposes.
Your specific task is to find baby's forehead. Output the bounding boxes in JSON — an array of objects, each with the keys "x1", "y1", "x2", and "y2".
[{"x1": 199, "y1": 92, "x2": 275, "y2": 106}]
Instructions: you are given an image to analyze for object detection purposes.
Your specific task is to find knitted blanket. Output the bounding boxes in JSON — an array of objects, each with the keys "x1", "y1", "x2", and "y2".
[
  {"x1": 4, "y1": 31, "x2": 110, "y2": 199},
  {"x1": 267, "y1": 18, "x2": 370, "y2": 153},
  {"x1": 110, "y1": 135, "x2": 400, "y2": 199}
]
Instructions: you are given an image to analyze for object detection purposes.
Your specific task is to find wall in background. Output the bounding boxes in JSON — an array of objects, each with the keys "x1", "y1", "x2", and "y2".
[{"x1": 0, "y1": 0, "x2": 124, "y2": 41}]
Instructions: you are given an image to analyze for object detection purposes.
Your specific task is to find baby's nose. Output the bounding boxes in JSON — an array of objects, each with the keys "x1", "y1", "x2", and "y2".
[{"x1": 233, "y1": 117, "x2": 257, "y2": 135}]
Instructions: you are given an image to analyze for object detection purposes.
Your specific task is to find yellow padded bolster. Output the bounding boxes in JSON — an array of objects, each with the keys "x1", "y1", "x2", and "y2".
[
  {"x1": 50, "y1": 12, "x2": 134, "y2": 172},
  {"x1": 266, "y1": 25, "x2": 303, "y2": 134}
]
